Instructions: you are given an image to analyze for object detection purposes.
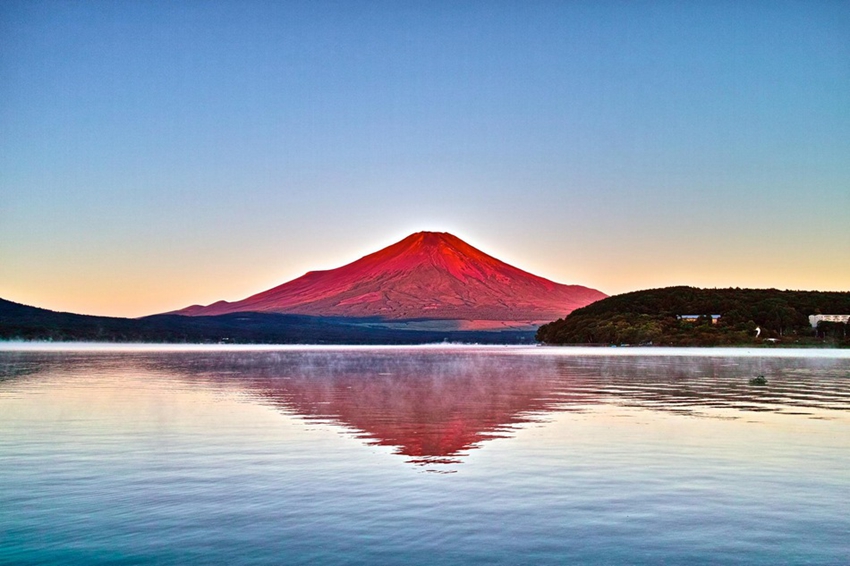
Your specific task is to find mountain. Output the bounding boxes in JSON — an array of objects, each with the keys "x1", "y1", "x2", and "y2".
[{"x1": 172, "y1": 231, "x2": 606, "y2": 329}]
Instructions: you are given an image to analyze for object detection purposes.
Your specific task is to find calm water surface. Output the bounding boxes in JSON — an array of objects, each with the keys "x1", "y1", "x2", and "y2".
[{"x1": 1, "y1": 345, "x2": 849, "y2": 565}]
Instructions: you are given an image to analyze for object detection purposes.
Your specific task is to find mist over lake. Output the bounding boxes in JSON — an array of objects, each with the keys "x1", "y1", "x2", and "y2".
[{"x1": 2, "y1": 345, "x2": 848, "y2": 565}]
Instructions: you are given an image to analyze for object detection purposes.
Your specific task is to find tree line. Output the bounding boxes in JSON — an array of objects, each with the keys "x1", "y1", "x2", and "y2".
[{"x1": 536, "y1": 286, "x2": 850, "y2": 346}]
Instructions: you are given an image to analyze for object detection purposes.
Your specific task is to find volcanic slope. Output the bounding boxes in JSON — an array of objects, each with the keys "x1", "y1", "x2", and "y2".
[{"x1": 173, "y1": 232, "x2": 606, "y2": 329}]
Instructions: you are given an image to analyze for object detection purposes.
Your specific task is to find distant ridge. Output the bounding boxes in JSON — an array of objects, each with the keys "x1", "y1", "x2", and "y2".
[
  {"x1": 0, "y1": 297, "x2": 535, "y2": 344},
  {"x1": 171, "y1": 231, "x2": 607, "y2": 328}
]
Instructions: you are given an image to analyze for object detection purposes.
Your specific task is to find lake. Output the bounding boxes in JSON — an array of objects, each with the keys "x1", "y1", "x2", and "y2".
[{"x1": 1, "y1": 344, "x2": 849, "y2": 565}]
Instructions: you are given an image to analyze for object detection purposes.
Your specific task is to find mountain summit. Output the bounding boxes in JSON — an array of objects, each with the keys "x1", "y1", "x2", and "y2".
[{"x1": 173, "y1": 232, "x2": 606, "y2": 329}]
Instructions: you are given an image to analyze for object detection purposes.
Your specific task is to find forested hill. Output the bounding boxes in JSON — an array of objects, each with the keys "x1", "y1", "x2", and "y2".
[{"x1": 536, "y1": 287, "x2": 850, "y2": 346}]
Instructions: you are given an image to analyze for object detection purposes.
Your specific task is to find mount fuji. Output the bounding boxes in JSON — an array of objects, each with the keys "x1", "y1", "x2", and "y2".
[{"x1": 172, "y1": 232, "x2": 606, "y2": 330}]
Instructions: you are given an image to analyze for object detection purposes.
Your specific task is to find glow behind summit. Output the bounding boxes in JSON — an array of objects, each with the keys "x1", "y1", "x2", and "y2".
[{"x1": 2, "y1": 2, "x2": 848, "y2": 317}]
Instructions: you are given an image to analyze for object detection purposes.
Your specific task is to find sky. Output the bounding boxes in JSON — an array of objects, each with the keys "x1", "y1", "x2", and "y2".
[{"x1": 1, "y1": 0, "x2": 848, "y2": 317}]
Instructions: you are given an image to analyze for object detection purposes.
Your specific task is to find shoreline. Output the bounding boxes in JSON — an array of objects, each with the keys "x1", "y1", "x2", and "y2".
[{"x1": 2, "y1": 341, "x2": 850, "y2": 358}]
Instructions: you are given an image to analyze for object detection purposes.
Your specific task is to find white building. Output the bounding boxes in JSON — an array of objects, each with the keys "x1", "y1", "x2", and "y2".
[
  {"x1": 809, "y1": 314, "x2": 850, "y2": 328},
  {"x1": 678, "y1": 314, "x2": 721, "y2": 325}
]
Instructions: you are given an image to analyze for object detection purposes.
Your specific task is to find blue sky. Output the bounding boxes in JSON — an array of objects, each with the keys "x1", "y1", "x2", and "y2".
[{"x1": 2, "y1": 1, "x2": 848, "y2": 316}]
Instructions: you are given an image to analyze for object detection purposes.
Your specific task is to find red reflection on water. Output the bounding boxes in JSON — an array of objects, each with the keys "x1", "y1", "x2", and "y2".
[
  {"x1": 244, "y1": 358, "x2": 565, "y2": 465},
  {"x1": 121, "y1": 350, "x2": 850, "y2": 468}
]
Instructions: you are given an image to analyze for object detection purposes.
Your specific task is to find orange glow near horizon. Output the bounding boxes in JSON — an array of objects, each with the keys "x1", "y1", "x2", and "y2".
[{"x1": 3, "y1": 227, "x2": 848, "y2": 318}]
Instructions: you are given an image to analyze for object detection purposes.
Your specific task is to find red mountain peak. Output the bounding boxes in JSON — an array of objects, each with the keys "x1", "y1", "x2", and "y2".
[{"x1": 171, "y1": 232, "x2": 606, "y2": 327}]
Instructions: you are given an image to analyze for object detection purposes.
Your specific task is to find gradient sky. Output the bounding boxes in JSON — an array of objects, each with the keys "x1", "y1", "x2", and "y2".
[{"x1": 2, "y1": 1, "x2": 848, "y2": 317}]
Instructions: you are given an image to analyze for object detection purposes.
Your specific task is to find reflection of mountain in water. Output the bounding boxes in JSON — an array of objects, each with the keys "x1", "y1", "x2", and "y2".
[
  {"x1": 149, "y1": 351, "x2": 850, "y2": 467},
  {"x1": 187, "y1": 351, "x2": 570, "y2": 466},
  {"x1": 3, "y1": 349, "x2": 850, "y2": 468}
]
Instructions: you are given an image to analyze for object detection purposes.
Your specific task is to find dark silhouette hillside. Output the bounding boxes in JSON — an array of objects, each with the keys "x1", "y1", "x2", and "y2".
[{"x1": 537, "y1": 286, "x2": 850, "y2": 346}]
